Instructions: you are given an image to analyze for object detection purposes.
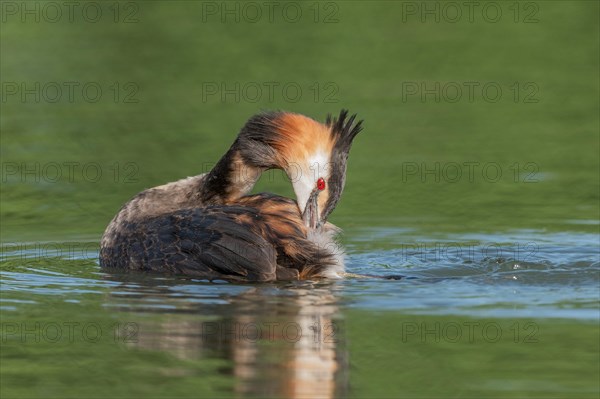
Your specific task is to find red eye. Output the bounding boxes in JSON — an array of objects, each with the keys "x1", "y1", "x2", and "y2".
[{"x1": 317, "y1": 178, "x2": 326, "y2": 191}]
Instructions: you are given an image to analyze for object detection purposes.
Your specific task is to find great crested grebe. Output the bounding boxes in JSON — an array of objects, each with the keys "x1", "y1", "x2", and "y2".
[{"x1": 100, "y1": 110, "x2": 362, "y2": 281}]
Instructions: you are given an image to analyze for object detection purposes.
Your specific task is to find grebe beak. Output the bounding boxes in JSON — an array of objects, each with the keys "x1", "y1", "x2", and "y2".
[{"x1": 302, "y1": 189, "x2": 321, "y2": 229}]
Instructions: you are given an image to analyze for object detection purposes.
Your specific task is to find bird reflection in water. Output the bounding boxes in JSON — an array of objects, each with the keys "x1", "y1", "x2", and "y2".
[{"x1": 106, "y1": 278, "x2": 348, "y2": 399}]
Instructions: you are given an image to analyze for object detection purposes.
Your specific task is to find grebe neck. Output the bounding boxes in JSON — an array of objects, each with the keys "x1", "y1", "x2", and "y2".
[{"x1": 201, "y1": 143, "x2": 264, "y2": 204}]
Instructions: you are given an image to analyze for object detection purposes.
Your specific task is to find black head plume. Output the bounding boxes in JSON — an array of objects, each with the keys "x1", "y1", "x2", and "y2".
[
  {"x1": 326, "y1": 109, "x2": 364, "y2": 152},
  {"x1": 321, "y1": 109, "x2": 364, "y2": 222}
]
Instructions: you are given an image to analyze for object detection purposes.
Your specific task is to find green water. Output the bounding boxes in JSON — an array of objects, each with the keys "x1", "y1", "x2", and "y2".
[{"x1": 1, "y1": 1, "x2": 599, "y2": 398}]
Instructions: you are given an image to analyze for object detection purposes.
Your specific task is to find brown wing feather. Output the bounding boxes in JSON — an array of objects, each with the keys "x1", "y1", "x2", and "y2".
[{"x1": 100, "y1": 206, "x2": 277, "y2": 282}]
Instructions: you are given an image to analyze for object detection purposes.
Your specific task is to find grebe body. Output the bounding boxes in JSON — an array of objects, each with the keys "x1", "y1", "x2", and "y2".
[{"x1": 100, "y1": 110, "x2": 362, "y2": 281}]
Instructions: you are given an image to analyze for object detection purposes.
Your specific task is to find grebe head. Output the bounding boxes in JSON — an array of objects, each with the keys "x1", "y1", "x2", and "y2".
[{"x1": 236, "y1": 109, "x2": 363, "y2": 228}]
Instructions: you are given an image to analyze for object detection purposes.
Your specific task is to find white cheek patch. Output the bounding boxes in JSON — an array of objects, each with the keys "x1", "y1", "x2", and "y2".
[
  {"x1": 308, "y1": 151, "x2": 331, "y2": 182},
  {"x1": 289, "y1": 149, "x2": 331, "y2": 214}
]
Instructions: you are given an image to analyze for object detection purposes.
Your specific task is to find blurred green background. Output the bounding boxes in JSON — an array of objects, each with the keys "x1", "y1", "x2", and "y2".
[{"x1": 2, "y1": 0, "x2": 598, "y2": 241}]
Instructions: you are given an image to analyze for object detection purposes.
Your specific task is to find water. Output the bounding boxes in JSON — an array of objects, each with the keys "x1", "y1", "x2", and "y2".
[
  {"x1": 1, "y1": 1, "x2": 599, "y2": 398},
  {"x1": 1, "y1": 230, "x2": 598, "y2": 398}
]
